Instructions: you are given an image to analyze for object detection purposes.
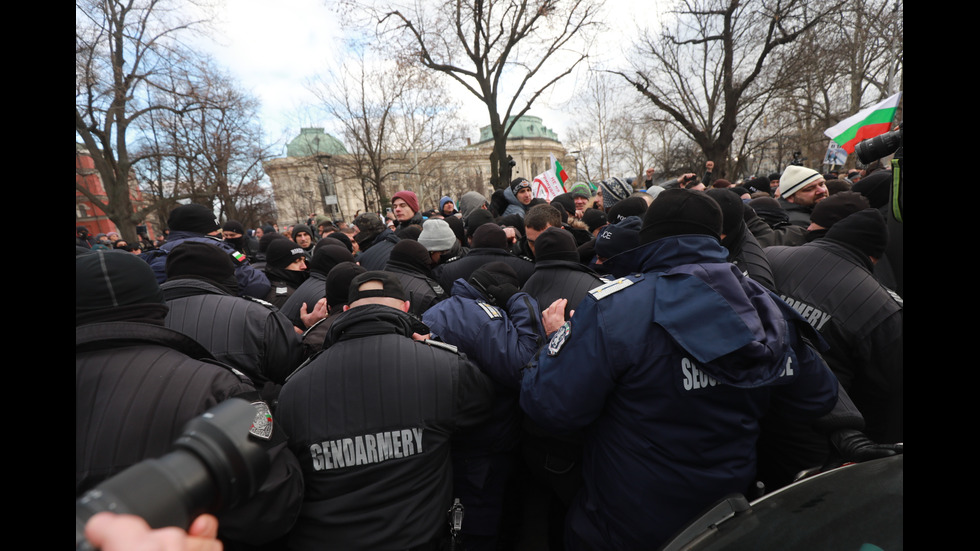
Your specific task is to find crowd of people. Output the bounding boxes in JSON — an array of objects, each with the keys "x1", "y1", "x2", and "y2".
[{"x1": 76, "y1": 158, "x2": 903, "y2": 551}]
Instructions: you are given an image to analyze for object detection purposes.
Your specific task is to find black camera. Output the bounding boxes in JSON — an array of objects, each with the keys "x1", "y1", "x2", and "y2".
[
  {"x1": 76, "y1": 399, "x2": 270, "y2": 549},
  {"x1": 856, "y1": 123, "x2": 903, "y2": 165}
]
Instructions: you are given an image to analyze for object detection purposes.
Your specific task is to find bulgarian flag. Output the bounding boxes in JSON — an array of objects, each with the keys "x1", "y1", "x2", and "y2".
[
  {"x1": 552, "y1": 154, "x2": 570, "y2": 188},
  {"x1": 825, "y1": 92, "x2": 902, "y2": 154},
  {"x1": 531, "y1": 154, "x2": 571, "y2": 201}
]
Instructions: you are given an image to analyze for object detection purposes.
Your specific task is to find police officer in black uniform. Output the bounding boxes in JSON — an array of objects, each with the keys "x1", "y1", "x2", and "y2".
[{"x1": 277, "y1": 271, "x2": 496, "y2": 550}]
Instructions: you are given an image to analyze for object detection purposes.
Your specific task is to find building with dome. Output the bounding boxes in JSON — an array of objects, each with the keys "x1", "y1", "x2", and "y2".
[{"x1": 263, "y1": 116, "x2": 578, "y2": 225}]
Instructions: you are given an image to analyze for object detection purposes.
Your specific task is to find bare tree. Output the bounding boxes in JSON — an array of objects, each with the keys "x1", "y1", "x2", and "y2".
[
  {"x1": 76, "y1": 0, "x2": 213, "y2": 241},
  {"x1": 374, "y1": 0, "x2": 603, "y2": 189},
  {"x1": 182, "y1": 73, "x2": 274, "y2": 226},
  {"x1": 310, "y1": 50, "x2": 467, "y2": 213},
  {"x1": 763, "y1": 0, "x2": 903, "y2": 170},
  {"x1": 614, "y1": 0, "x2": 845, "y2": 179},
  {"x1": 564, "y1": 69, "x2": 616, "y2": 182},
  {"x1": 564, "y1": 68, "x2": 696, "y2": 183}
]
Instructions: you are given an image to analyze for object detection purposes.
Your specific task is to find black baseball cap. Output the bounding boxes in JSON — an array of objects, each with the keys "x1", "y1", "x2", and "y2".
[{"x1": 348, "y1": 271, "x2": 408, "y2": 303}]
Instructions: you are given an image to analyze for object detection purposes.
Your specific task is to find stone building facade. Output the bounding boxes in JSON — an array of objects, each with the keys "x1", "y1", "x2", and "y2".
[{"x1": 263, "y1": 116, "x2": 577, "y2": 225}]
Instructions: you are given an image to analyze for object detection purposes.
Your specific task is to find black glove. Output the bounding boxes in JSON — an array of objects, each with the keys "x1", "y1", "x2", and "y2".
[
  {"x1": 487, "y1": 283, "x2": 519, "y2": 308},
  {"x1": 829, "y1": 429, "x2": 903, "y2": 465}
]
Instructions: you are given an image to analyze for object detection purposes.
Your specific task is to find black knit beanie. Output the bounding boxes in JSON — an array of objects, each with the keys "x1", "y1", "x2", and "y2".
[
  {"x1": 325, "y1": 263, "x2": 366, "y2": 309},
  {"x1": 168, "y1": 204, "x2": 219, "y2": 234},
  {"x1": 292, "y1": 224, "x2": 314, "y2": 241},
  {"x1": 388, "y1": 239, "x2": 433, "y2": 273},
  {"x1": 259, "y1": 232, "x2": 283, "y2": 253},
  {"x1": 851, "y1": 170, "x2": 892, "y2": 209},
  {"x1": 310, "y1": 243, "x2": 356, "y2": 276},
  {"x1": 76, "y1": 250, "x2": 167, "y2": 326},
  {"x1": 465, "y1": 210, "x2": 496, "y2": 238},
  {"x1": 165, "y1": 241, "x2": 240, "y2": 295},
  {"x1": 639, "y1": 188, "x2": 722, "y2": 245},
  {"x1": 266, "y1": 239, "x2": 306, "y2": 269},
  {"x1": 471, "y1": 223, "x2": 508, "y2": 250},
  {"x1": 705, "y1": 189, "x2": 744, "y2": 236},
  {"x1": 809, "y1": 191, "x2": 870, "y2": 229},
  {"x1": 317, "y1": 233, "x2": 353, "y2": 254},
  {"x1": 824, "y1": 208, "x2": 888, "y2": 259},
  {"x1": 533, "y1": 227, "x2": 578, "y2": 263},
  {"x1": 606, "y1": 196, "x2": 649, "y2": 225},
  {"x1": 743, "y1": 176, "x2": 770, "y2": 195},
  {"x1": 550, "y1": 193, "x2": 576, "y2": 219},
  {"x1": 581, "y1": 208, "x2": 607, "y2": 234},
  {"x1": 444, "y1": 216, "x2": 466, "y2": 244}
]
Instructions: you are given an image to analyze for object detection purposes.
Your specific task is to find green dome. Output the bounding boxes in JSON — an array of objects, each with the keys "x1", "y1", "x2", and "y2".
[
  {"x1": 478, "y1": 115, "x2": 559, "y2": 143},
  {"x1": 286, "y1": 127, "x2": 348, "y2": 157}
]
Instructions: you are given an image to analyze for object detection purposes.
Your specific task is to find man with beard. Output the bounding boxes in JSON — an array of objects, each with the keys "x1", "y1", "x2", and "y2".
[
  {"x1": 777, "y1": 165, "x2": 829, "y2": 228},
  {"x1": 292, "y1": 224, "x2": 316, "y2": 260}
]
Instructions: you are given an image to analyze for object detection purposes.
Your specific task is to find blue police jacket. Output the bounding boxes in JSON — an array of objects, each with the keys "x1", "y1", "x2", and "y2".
[{"x1": 520, "y1": 235, "x2": 839, "y2": 549}]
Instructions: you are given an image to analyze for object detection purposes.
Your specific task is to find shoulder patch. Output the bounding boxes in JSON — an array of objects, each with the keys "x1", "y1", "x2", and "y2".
[
  {"x1": 244, "y1": 296, "x2": 277, "y2": 309},
  {"x1": 229, "y1": 250, "x2": 247, "y2": 265},
  {"x1": 547, "y1": 321, "x2": 571, "y2": 356},
  {"x1": 423, "y1": 339, "x2": 459, "y2": 354},
  {"x1": 588, "y1": 277, "x2": 635, "y2": 300},
  {"x1": 476, "y1": 301, "x2": 503, "y2": 319},
  {"x1": 886, "y1": 288, "x2": 903, "y2": 307},
  {"x1": 249, "y1": 401, "x2": 274, "y2": 440},
  {"x1": 428, "y1": 280, "x2": 446, "y2": 296}
]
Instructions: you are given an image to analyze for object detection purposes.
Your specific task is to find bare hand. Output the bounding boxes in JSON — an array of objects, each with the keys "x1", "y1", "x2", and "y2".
[
  {"x1": 542, "y1": 299, "x2": 569, "y2": 335},
  {"x1": 412, "y1": 332, "x2": 431, "y2": 342},
  {"x1": 300, "y1": 298, "x2": 329, "y2": 328},
  {"x1": 705, "y1": 160, "x2": 714, "y2": 171},
  {"x1": 84, "y1": 512, "x2": 223, "y2": 551}
]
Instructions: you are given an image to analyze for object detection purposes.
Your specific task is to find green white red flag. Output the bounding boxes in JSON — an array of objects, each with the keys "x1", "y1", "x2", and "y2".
[
  {"x1": 824, "y1": 92, "x2": 902, "y2": 154},
  {"x1": 531, "y1": 154, "x2": 570, "y2": 201}
]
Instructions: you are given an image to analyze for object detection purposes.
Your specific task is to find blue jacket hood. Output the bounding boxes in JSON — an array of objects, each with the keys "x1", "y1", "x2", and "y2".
[{"x1": 628, "y1": 236, "x2": 807, "y2": 388}]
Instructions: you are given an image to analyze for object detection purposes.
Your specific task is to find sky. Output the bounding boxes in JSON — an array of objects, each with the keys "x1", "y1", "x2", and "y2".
[{"x1": 197, "y1": 0, "x2": 666, "y2": 155}]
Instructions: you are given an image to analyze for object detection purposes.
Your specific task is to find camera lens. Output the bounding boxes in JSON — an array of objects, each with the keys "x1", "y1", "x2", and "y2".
[
  {"x1": 856, "y1": 130, "x2": 902, "y2": 164},
  {"x1": 76, "y1": 399, "x2": 270, "y2": 545}
]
